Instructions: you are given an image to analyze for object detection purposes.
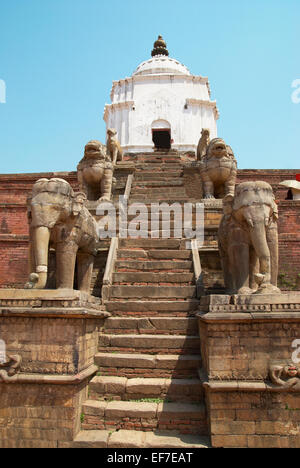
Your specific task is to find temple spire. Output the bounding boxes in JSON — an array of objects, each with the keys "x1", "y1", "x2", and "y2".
[{"x1": 151, "y1": 35, "x2": 169, "y2": 57}]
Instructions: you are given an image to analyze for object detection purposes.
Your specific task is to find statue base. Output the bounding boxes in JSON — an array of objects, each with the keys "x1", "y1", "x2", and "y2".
[
  {"x1": 0, "y1": 289, "x2": 109, "y2": 448},
  {"x1": 0, "y1": 289, "x2": 104, "y2": 310},
  {"x1": 198, "y1": 293, "x2": 300, "y2": 448}
]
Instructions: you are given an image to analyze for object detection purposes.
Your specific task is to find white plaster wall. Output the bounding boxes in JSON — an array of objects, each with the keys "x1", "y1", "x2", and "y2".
[{"x1": 104, "y1": 73, "x2": 218, "y2": 152}]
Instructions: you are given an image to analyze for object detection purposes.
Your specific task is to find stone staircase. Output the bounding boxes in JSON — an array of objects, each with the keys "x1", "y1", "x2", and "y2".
[{"x1": 74, "y1": 153, "x2": 211, "y2": 448}]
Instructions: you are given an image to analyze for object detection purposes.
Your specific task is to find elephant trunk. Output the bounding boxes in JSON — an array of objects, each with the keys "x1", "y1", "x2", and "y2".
[
  {"x1": 249, "y1": 221, "x2": 271, "y2": 284},
  {"x1": 32, "y1": 226, "x2": 50, "y2": 289}
]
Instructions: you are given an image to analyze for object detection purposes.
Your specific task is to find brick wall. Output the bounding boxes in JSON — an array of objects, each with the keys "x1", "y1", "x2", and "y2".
[
  {"x1": 0, "y1": 383, "x2": 87, "y2": 448},
  {"x1": 0, "y1": 168, "x2": 299, "y2": 291},
  {"x1": 208, "y1": 389, "x2": 300, "y2": 448},
  {"x1": 199, "y1": 303, "x2": 300, "y2": 448},
  {"x1": 278, "y1": 201, "x2": 300, "y2": 289}
]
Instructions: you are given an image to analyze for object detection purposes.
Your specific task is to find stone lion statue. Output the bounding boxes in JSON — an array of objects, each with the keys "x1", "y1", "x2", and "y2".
[
  {"x1": 106, "y1": 128, "x2": 123, "y2": 165},
  {"x1": 198, "y1": 137, "x2": 237, "y2": 199},
  {"x1": 77, "y1": 140, "x2": 114, "y2": 202}
]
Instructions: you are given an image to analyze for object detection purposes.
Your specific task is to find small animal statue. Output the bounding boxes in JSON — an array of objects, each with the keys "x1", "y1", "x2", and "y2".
[
  {"x1": 197, "y1": 128, "x2": 210, "y2": 161},
  {"x1": 77, "y1": 140, "x2": 114, "y2": 202},
  {"x1": 106, "y1": 128, "x2": 123, "y2": 165},
  {"x1": 198, "y1": 137, "x2": 237, "y2": 199}
]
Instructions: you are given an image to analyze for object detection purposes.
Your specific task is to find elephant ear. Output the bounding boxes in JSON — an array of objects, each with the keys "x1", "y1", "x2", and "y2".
[
  {"x1": 72, "y1": 192, "x2": 87, "y2": 216},
  {"x1": 223, "y1": 194, "x2": 234, "y2": 216},
  {"x1": 272, "y1": 200, "x2": 279, "y2": 222}
]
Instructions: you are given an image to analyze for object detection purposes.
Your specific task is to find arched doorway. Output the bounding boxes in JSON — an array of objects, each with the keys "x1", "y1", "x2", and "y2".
[{"x1": 151, "y1": 120, "x2": 171, "y2": 150}]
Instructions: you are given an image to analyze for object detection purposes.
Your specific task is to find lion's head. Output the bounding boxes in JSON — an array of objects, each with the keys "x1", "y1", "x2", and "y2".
[
  {"x1": 206, "y1": 138, "x2": 231, "y2": 160},
  {"x1": 84, "y1": 140, "x2": 107, "y2": 161}
]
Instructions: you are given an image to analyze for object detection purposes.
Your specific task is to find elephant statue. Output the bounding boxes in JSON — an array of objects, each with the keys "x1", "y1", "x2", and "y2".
[
  {"x1": 198, "y1": 137, "x2": 237, "y2": 199},
  {"x1": 25, "y1": 178, "x2": 98, "y2": 292},
  {"x1": 77, "y1": 140, "x2": 114, "y2": 202},
  {"x1": 218, "y1": 181, "x2": 281, "y2": 295}
]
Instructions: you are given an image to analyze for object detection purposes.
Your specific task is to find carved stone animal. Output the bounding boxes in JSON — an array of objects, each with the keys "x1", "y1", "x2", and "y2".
[
  {"x1": 106, "y1": 128, "x2": 123, "y2": 165},
  {"x1": 270, "y1": 362, "x2": 300, "y2": 389},
  {"x1": 218, "y1": 181, "x2": 281, "y2": 295},
  {"x1": 77, "y1": 140, "x2": 114, "y2": 202},
  {"x1": 25, "y1": 178, "x2": 98, "y2": 291},
  {"x1": 198, "y1": 138, "x2": 237, "y2": 199},
  {"x1": 197, "y1": 128, "x2": 210, "y2": 161},
  {"x1": 0, "y1": 354, "x2": 22, "y2": 382}
]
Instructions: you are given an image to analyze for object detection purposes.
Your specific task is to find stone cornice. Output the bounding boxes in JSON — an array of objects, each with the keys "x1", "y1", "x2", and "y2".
[
  {"x1": 186, "y1": 98, "x2": 220, "y2": 119},
  {"x1": 198, "y1": 293, "x2": 300, "y2": 317},
  {"x1": 0, "y1": 364, "x2": 98, "y2": 385},
  {"x1": 0, "y1": 234, "x2": 29, "y2": 243},
  {"x1": 198, "y1": 311, "x2": 300, "y2": 322},
  {"x1": 202, "y1": 379, "x2": 300, "y2": 393},
  {"x1": 0, "y1": 307, "x2": 110, "y2": 319},
  {"x1": 103, "y1": 101, "x2": 135, "y2": 122},
  {"x1": 110, "y1": 74, "x2": 209, "y2": 97},
  {"x1": 0, "y1": 289, "x2": 108, "y2": 314}
]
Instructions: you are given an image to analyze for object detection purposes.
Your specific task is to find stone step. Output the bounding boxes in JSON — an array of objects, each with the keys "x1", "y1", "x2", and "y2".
[
  {"x1": 109, "y1": 285, "x2": 196, "y2": 299},
  {"x1": 136, "y1": 159, "x2": 182, "y2": 164},
  {"x1": 118, "y1": 238, "x2": 183, "y2": 249},
  {"x1": 95, "y1": 353, "x2": 201, "y2": 378},
  {"x1": 131, "y1": 179, "x2": 184, "y2": 187},
  {"x1": 105, "y1": 300, "x2": 199, "y2": 315},
  {"x1": 89, "y1": 376, "x2": 203, "y2": 402},
  {"x1": 135, "y1": 158, "x2": 183, "y2": 163},
  {"x1": 72, "y1": 430, "x2": 210, "y2": 448},
  {"x1": 134, "y1": 172, "x2": 183, "y2": 180},
  {"x1": 81, "y1": 400, "x2": 207, "y2": 435},
  {"x1": 113, "y1": 272, "x2": 194, "y2": 284},
  {"x1": 117, "y1": 250, "x2": 192, "y2": 260},
  {"x1": 116, "y1": 260, "x2": 193, "y2": 272},
  {"x1": 103, "y1": 317, "x2": 199, "y2": 335},
  {"x1": 132, "y1": 183, "x2": 186, "y2": 191},
  {"x1": 129, "y1": 196, "x2": 190, "y2": 203},
  {"x1": 135, "y1": 163, "x2": 183, "y2": 170},
  {"x1": 130, "y1": 189, "x2": 187, "y2": 197},
  {"x1": 98, "y1": 334, "x2": 200, "y2": 354},
  {"x1": 135, "y1": 164, "x2": 183, "y2": 169}
]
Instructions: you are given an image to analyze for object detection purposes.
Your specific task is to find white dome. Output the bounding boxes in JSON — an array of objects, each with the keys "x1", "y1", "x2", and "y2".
[{"x1": 133, "y1": 55, "x2": 191, "y2": 77}]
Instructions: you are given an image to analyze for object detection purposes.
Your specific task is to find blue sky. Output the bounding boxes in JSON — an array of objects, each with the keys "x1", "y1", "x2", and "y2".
[{"x1": 0, "y1": 0, "x2": 299, "y2": 173}]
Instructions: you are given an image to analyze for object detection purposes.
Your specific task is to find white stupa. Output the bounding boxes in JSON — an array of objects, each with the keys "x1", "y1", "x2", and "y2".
[{"x1": 103, "y1": 36, "x2": 219, "y2": 154}]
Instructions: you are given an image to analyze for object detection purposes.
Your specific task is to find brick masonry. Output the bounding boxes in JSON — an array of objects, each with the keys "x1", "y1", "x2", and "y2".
[
  {"x1": 0, "y1": 304, "x2": 106, "y2": 448},
  {"x1": 0, "y1": 167, "x2": 299, "y2": 291},
  {"x1": 0, "y1": 382, "x2": 87, "y2": 448},
  {"x1": 208, "y1": 389, "x2": 300, "y2": 448},
  {"x1": 198, "y1": 296, "x2": 300, "y2": 448}
]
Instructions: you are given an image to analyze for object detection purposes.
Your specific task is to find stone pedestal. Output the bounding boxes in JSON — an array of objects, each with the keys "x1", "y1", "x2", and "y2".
[
  {"x1": 0, "y1": 290, "x2": 109, "y2": 448},
  {"x1": 198, "y1": 293, "x2": 300, "y2": 448}
]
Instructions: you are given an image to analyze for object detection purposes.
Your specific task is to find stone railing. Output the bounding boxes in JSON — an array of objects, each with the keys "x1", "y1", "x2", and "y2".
[{"x1": 191, "y1": 239, "x2": 204, "y2": 298}]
